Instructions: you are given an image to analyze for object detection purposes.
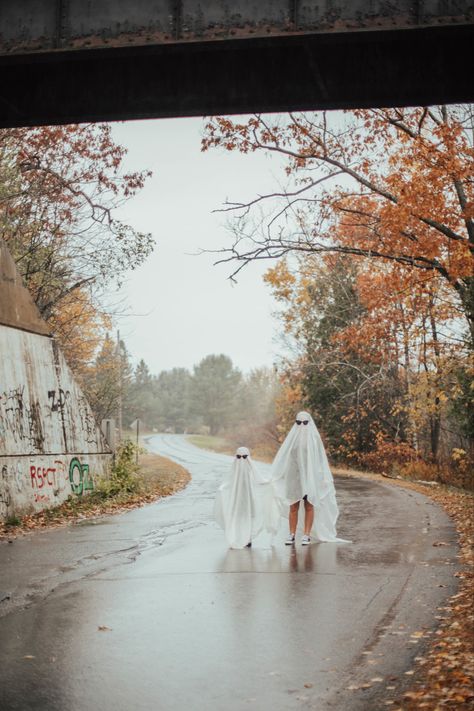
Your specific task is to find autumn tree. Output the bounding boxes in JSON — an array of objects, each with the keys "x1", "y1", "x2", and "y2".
[
  {"x1": 203, "y1": 107, "x2": 474, "y2": 481},
  {"x1": 84, "y1": 333, "x2": 122, "y2": 423},
  {"x1": 47, "y1": 287, "x2": 111, "y2": 382},
  {"x1": 202, "y1": 106, "x2": 474, "y2": 348},
  {"x1": 0, "y1": 124, "x2": 153, "y2": 361},
  {"x1": 266, "y1": 255, "x2": 408, "y2": 456}
]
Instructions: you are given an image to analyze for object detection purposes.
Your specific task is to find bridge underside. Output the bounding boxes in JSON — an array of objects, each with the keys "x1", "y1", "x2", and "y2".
[
  {"x1": 1, "y1": 23, "x2": 473, "y2": 128},
  {"x1": 0, "y1": 0, "x2": 474, "y2": 126}
]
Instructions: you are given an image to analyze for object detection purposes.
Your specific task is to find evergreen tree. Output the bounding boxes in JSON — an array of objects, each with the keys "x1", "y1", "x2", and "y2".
[
  {"x1": 154, "y1": 368, "x2": 192, "y2": 433},
  {"x1": 190, "y1": 355, "x2": 242, "y2": 435}
]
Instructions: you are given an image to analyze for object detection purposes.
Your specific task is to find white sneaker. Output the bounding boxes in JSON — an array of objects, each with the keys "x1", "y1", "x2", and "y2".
[
  {"x1": 301, "y1": 535, "x2": 311, "y2": 545},
  {"x1": 285, "y1": 533, "x2": 296, "y2": 545}
]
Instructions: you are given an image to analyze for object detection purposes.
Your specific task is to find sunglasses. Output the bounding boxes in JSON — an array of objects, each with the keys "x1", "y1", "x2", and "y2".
[
  {"x1": 295, "y1": 420, "x2": 309, "y2": 426},
  {"x1": 236, "y1": 454, "x2": 248, "y2": 459}
]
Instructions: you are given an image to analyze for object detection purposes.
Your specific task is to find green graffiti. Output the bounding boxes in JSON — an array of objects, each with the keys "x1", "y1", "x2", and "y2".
[{"x1": 69, "y1": 457, "x2": 94, "y2": 496}]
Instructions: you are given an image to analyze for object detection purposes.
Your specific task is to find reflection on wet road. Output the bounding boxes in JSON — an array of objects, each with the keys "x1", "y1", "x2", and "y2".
[{"x1": 0, "y1": 435, "x2": 458, "y2": 711}]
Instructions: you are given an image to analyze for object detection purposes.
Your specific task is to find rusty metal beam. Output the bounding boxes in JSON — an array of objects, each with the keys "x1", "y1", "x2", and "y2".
[{"x1": 1, "y1": 1, "x2": 474, "y2": 55}]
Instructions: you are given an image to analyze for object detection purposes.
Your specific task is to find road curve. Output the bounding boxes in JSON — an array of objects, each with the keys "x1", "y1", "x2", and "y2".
[{"x1": 0, "y1": 434, "x2": 458, "y2": 711}]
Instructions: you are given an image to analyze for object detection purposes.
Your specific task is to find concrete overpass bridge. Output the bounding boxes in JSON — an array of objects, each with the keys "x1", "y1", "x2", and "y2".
[{"x1": 0, "y1": 1, "x2": 473, "y2": 128}]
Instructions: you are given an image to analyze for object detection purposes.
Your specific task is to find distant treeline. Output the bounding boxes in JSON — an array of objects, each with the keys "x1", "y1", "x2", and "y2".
[{"x1": 82, "y1": 338, "x2": 279, "y2": 440}]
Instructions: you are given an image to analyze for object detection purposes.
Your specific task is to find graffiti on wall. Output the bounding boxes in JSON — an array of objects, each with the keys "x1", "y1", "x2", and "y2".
[
  {"x1": 0, "y1": 464, "x2": 12, "y2": 516},
  {"x1": 0, "y1": 385, "x2": 102, "y2": 455},
  {"x1": 46, "y1": 390, "x2": 98, "y2": 446},
  {"x1": 0, "y1": 456, "x2": 95, "y2": 512},
  {"x1": 0, "y1": 386, "x2": 45, "y2": 451},
  {"x1": 28, "y1": 457, "x2": 94, "y2": 503},
  {"x1": 68, "y1": 457, "x2": 94, "y2": 496},
  {"x1": 1, "y1": 325, "x2": 111, "y2": 520}
]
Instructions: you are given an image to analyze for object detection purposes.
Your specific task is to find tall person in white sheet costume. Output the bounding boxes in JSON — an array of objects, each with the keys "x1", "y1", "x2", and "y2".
[
  {"x1": 271, "y1": 411, "x2": 347, "y2": 545},
  {"x1": 214, "y1": 447, "x2": 275, "y2": 549}
]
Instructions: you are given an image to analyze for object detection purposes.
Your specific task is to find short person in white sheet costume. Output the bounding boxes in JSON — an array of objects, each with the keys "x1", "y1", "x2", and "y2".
[
  {"x1": 214, "y1": 446, "x2": 272, "y2": 549},
  {"x1": 271, "y1": 411, "x2": 346, "y2": 545}
]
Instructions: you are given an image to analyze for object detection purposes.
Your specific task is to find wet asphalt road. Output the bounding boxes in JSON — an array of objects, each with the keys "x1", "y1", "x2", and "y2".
[{"x1": 0, "y1": 435, "x2": 458, "y2": 711}]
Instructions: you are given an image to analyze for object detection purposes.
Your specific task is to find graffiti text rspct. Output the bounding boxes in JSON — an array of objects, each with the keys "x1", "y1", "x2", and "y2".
[{"x1": 29, "y1": 457, "x2": 94, "y2": 501}]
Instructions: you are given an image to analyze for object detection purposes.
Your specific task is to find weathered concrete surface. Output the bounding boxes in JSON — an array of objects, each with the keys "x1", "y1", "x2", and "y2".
[
  {"x1": 0, "y1": 240, "x2": 50, "y2": 336},
  {"x1": 0, "y1": 435, "x2": 458, "y2": 710},
  {"x1": 0, "y1": 239, "x2": 112, "y2": 520},
  {"x1": 0, "y1": 322, "x2": 111, "y2": 520},
  {"x1": 0, "y1": 2, "x2": 473, "y2": 127}
]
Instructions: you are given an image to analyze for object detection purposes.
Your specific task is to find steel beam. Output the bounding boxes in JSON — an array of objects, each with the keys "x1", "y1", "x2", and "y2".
[{"x1": 0, "y1": 24, "x2": 473, "y2": 128}]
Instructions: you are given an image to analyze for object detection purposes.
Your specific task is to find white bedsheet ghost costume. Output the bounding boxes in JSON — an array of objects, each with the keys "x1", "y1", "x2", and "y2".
[
  {"x1": 270, "y1": 411, "x2": 348, "y2": 542},
  {"x1": 214, "y1": 447, "x2": 278, "y2": 548}
]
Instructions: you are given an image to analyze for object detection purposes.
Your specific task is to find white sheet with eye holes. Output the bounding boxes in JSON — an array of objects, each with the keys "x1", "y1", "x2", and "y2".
[
  {"x1": 214, "y1": 446, "x2": 279, "y2": 548},
  {"x1": 270, "y1": 412, "x2": 350, "y2": 543}
]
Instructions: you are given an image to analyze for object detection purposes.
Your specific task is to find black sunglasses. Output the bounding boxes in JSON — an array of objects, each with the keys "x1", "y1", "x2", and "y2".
[
  {"x1": 296, "y1": 420, "x2": 309, "y2": 425},
  {"x1": 236, "y1": 454, "x2": 248, "y2": 459}
]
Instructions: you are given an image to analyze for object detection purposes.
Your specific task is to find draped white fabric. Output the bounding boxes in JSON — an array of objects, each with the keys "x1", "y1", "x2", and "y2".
[
  {"x1": 214, "y1": 447, "x2": 278, "y2": 548},
  {"x1": 270, "y1": 412, "x2": 349, "y2": 543}
]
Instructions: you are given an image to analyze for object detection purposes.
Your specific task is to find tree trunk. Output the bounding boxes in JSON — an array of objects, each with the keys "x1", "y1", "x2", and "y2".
[
  {"x1": 429, "y1": 292, "x2": 442, "y2": 462},
  {"x1": 430, "y1": 405, "x2": 441, "y2": 461},
  {"x1": 458, "y1": 276, "x2": 474, "y2": 351}
]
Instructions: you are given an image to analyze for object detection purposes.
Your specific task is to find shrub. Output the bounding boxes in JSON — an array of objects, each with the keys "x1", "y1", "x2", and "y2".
[
  {"x1": 356, "y1": 431, "x2": 419, "y2": 475},
  {"x1": 98, "y1": 440, "x2": 143, "y2": 497},
  {"x1": 5, "y1": 515, "x2": 21, "y2": 527}
]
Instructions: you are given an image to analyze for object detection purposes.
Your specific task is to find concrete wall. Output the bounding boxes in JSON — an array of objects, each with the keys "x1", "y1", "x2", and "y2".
[
  {"x1": 0, "y1": 324, "x2": 112, "y2": 521},
  {"x1": 0, "y1": 240, "x2": 51, "y2": 336}
]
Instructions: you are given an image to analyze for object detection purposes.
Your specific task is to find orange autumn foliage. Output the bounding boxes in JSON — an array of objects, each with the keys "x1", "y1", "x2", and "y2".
[
  {"x1": 47, "y1": 288, "x2": 111, "y2": 379},
  {"x1": 203, "y1": 106, "x2": 474, "y2": 347},
  {"x1": 1, "y1": 122, "x2": 153, "y2": 326}
]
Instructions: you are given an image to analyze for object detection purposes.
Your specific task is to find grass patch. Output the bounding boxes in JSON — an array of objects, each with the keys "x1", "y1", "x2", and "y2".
[
  {"x1": 187, "y1": 434, "x2": 233, "y2": 455},
  {"x1": 5, "y1": 515, "x2": 21, "y2": 527},
  {"x1": 187, "y1": 434, "x2": 278, "y2": 463}
]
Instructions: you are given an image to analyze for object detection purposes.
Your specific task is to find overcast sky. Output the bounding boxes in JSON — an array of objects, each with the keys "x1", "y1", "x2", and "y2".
[{"x1": 110, "y1": 117, "x2": 284, "y2": 375}]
